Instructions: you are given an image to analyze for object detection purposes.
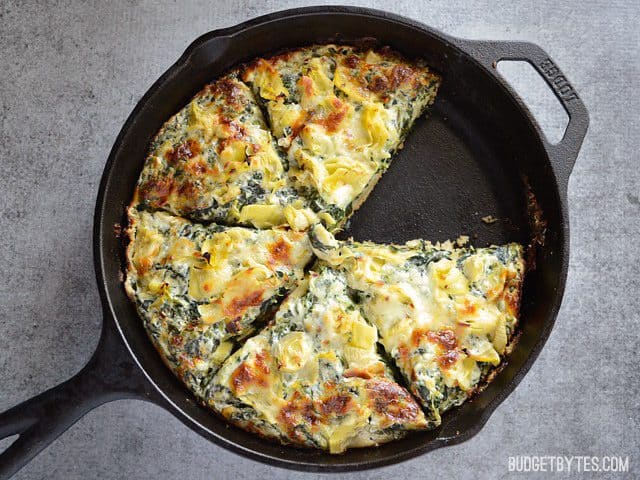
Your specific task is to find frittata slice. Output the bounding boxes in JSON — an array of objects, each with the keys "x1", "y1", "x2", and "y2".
[
  {"x1": 310, "y1": 226, "x2": 525, "y2": 427},
  {"x1": 133, "y1": 73, "x2": 305, "y2": 228},
  {"x1": 243, "y1": 45, "x2": 441, "y2": 229},
  {"x1": 124, "y1": 208, "x2": 312, "y2": 399},
  {"x1": 209, "y1": 267, "x2": 427, "y2": 452}
]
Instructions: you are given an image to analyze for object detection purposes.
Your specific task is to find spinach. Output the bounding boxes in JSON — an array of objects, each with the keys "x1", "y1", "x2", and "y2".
[
  {"x1": 494, "y1": 245, "x2": 512, "y2": 264},
  {"x1": 190, "y1": 200, "x2": 221, "y2": 222},
  {"x1": 280, "y1": 73, "x2": 297, "y2": 94},
  {"x1": 406, "y1": 250, "x2": 450, "y2": 268}
]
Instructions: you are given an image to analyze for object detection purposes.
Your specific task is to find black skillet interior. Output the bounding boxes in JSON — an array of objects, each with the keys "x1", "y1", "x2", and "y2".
[{"x1": 92, "y1": 7, "x2": 584, "y2": 472}]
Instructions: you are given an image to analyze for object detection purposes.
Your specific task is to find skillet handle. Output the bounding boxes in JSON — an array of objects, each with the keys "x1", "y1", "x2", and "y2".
[
  {"x1": 0, "y1": 313, "x2": 160, "y2": 480},
  {"x1": 456, "y1": 39, "x2": 589, "y2": 187}
]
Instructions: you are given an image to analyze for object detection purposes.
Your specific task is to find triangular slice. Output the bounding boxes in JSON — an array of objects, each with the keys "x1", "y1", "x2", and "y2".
[
  {"x1": 243, "y1": 45, "x2": 441, "y2": 229},
  {"x1": 133, "y1": 73, "x2": 305, "y2": 228},
  {"x1": 209, "y1": 267, "x2": 427, "y2": 452},
  {"x1": 124, "y1": 209, "x2": 312, "y2": 399},
  {"x1": 310, "y1": 226, "x2": 525, "y2": 427},
  {"x1": 133, "y1": 47, "x2": 440, "y2": 232}
]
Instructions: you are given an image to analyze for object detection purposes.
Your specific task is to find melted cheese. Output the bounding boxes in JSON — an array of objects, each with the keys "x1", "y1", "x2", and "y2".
[
  {"x1": 249, "y1": 59, "x2": 290, "y2": 100},
  {"x1": 134, "y1": 75, "x2": 294, "y2": 228},
  {"x1": 310, "y1": 225, "x2": 525, "y2": 425},
  {"x1": 124, "y1": 45, "x2": 482, "y2": 455},
  {"x1": 242, "y1": 44, "x2": 441, "y2": 228},
  {"x1": 124, "y1": 209, "x2": 312, "y2": 399},
  {"x1": 133, "y1": 45, "x2": 439, "y2": 231},
  {"x1": 210, "y1": 268, "x2": 426, "y2": 452},
  {"x1": 135, "y1": 45, "x2": 439, "y2": 233},
  {"x1": 275, "y1": 331, "x2": 311, "y2": 373}
]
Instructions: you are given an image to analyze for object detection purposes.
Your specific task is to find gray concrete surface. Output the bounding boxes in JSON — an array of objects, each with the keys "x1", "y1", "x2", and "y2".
[{"x1": 1, "y1": 1, "x2": 638, "y2": 478}]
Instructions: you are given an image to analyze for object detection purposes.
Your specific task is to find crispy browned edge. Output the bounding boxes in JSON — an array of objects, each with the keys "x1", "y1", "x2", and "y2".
[
  {"x1": 126, "y1": 64, "x2": 248, "y2": 215},
  {"x1": 318, "y1": 237, "x2": 528, "y2": 401},
  {"x1": 128, "y1": 43, "x2": 442, "y2": 233},
  {"x1": 121, "y1": 66, "x2": 245, "y2": 379},
  {"x1": 471, "y1": 178, "x2": 539, "y2": 396},
  {"x1": 122, "y1": 208, "x2": 196, "y2": 398},
  {"x1": 123, "y1": 210, "x2": 526, "y2": 438},
  {"x1": 466, "y1": 254, "x2": 526, "y2": 398}
]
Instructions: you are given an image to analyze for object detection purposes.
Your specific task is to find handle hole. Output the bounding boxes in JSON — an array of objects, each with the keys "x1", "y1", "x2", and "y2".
[
  {"x1": 497, "y1": 60, "x2": 569, "y2": 144},
  {"x1": 0, "y1": 434, "x2": 19, "y2": 454}
]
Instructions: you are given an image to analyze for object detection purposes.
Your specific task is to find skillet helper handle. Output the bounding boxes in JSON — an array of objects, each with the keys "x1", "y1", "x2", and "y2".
[
  {"x1": 0, "y1": 315, "x2": 159, "y2": 480},
  {"x1": 458, "y1": 39, "x2": 589, "y2": 187}
]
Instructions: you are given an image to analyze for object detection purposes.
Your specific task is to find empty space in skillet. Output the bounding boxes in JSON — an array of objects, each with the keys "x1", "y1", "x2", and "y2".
[{"x1": 340, "y1": 94, "x2": 530, "y2": 247}]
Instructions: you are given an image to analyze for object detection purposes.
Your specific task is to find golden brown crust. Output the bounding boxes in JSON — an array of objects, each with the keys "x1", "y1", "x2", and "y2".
[
  {"x1": 121, "y1": 43, "x2": 526, "y2": 455},
  {"x1": 210, "y1": 267, "x2": 427, "y2": 452}
]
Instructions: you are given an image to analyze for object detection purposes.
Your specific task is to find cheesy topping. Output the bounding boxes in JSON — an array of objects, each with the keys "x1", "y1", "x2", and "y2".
[
  {"x1": 310, "y1": 226, "x2": 525, "y2": 426},
  {"x1": 126, "y1": 44, "x2": 527, "y2": 453},
  {"x1": 244, "y1": 45, "x2": 440, "y2": 225},
  {"x1": 124, "y1": 208, "x2": 312, "y2": 398},
  {"x1": 210, "y1": 268, "x2": 426, "y2": 452},
  {"x1": 134, "y1": 73, "x2": 304, "y2": 229},
  {"x1": 134, "y1": 45, "x2": 440, "y2": 232}
]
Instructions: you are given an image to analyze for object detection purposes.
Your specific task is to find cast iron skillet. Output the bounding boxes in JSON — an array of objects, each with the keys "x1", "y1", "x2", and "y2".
[{"x1": 0, "y1": 6, "x2": 588, "y2": 478}]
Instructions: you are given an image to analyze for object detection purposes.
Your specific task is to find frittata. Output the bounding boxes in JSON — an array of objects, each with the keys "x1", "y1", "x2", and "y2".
[
  {"x1": 133, "y1": 73, "x2": 304, "y2": 228},
  {"x1": 310, "y1": 226, "x2": 525, "y2": 427},
  {"x1": 209, "y1": 267, "x2": 427, "y2": 452},
  {"x1": 243, "y1": 45, "x2": 440, "y2": 228},
  {"x1": 124, "y1": 208, "x2": 312, "y2": 398},
  {"x1": 133, "y1": 45, "x2": 440, "y2": 232},
  {"x1": 125, "y1": 43, "x2": 527, "y2": 453}
]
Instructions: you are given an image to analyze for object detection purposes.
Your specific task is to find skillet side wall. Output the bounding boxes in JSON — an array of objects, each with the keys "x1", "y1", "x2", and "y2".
[{"x1": 96, "y1": 9, "x2": 566, "y2": 470}]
